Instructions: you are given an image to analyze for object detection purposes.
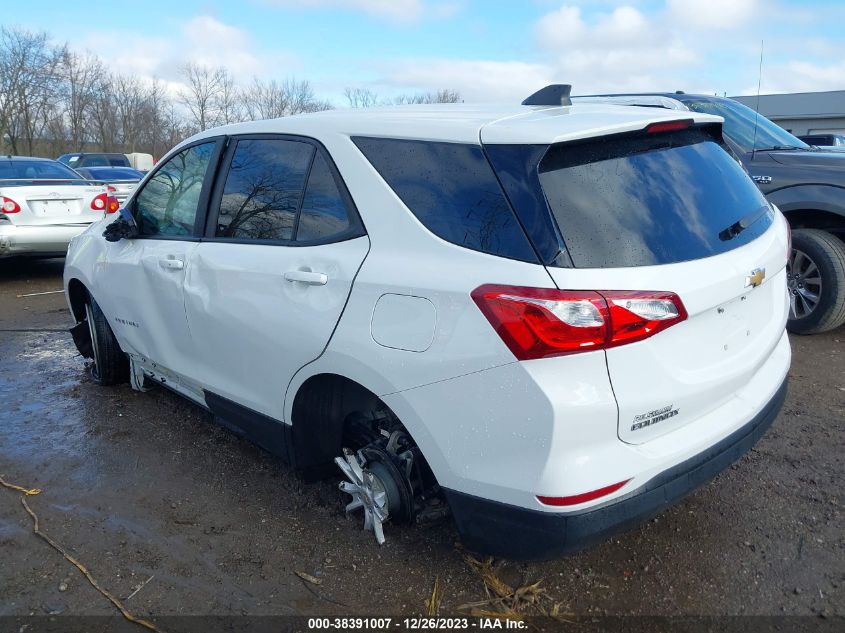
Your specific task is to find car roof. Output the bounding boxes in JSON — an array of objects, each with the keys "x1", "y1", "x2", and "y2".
[
  {"x1": 2, "y1": 156, "x2": 59, "y2": 162},
  {"x1": 181, "y1": 103, "x2": 721, "y2": 148}
]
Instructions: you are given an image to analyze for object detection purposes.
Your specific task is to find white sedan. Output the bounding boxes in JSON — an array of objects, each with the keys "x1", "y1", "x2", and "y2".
[{"x1": 0, "y1": 156, "x2": 115, "y2": 258}]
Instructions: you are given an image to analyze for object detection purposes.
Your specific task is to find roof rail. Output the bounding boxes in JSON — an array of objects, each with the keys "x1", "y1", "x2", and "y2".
[{"x1": 522, "y1": 84, "x2": 572, "y2": 107}]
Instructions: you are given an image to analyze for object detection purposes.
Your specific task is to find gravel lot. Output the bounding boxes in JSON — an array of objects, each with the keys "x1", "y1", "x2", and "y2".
[{"x1": 1, "y1": 257, "x2": 843, "y2": 628}]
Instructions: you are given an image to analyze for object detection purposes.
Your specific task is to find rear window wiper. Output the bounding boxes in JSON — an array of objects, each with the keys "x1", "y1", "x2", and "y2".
[
  {"x1": 719, "y1": 205, "x2": 771, "y2": 241},
  {"x1": 755, "y1": 145, "x2": 806, "y2": 152}
]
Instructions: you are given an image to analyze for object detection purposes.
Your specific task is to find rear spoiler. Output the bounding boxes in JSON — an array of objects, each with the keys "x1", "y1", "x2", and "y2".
[{"x1": 571, "y1": 95, "x2": 690, "y2": 111}]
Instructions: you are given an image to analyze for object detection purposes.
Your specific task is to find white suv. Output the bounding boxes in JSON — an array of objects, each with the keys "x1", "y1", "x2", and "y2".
[{"x1": 63, "y1": 88, "x2": 791, "y2": 559}]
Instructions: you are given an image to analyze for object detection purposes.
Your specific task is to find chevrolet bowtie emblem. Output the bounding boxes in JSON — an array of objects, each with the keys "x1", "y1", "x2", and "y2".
[{"x1": 745, "y1": 268, "x2": 766, "y2": 288}]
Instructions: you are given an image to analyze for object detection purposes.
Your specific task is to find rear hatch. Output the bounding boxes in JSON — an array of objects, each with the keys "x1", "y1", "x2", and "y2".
[
  {"x1": 0, "y1": 181, "x2": 106, "y2": 226},
  {"x1": 510, "y1": 122, "x2": 788, "y2": 444}
]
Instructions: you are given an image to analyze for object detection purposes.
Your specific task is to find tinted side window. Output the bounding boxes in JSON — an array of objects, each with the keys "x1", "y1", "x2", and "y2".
[
  {"x1": 296, "y1": 152, "x2": 353, "y2": 242},
  {"x1": 215, "y1": 139, "x2": 314, "y2": 241},
  {"x1": 352, "y1": 137, "x2": 536, "y2": 262},
  {"x1": 135, "y1": 142, "x2": 215, "y2": 237}
]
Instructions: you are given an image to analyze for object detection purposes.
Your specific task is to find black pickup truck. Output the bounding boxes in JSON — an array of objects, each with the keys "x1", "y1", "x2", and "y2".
[{"x1": 578, "y1": 93, "x2": 845, "y2": 335}]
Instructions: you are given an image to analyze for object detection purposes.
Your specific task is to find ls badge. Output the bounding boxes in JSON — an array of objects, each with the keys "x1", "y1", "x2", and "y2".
[{"x1": 745, "y1": 267, "x2": 766, "y2": 289}]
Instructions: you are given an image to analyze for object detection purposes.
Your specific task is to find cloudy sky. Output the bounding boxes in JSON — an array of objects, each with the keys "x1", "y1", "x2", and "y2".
[{"x1": 15, "y1": 0, "x2": 845, "y2": 105}]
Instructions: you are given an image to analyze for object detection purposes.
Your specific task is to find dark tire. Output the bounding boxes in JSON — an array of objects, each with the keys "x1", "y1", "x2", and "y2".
[
  {"x1": 786, "y1": 229, "x2": 845, "y2": 335},
  {"x1": 84, "y1": 296, "x2": 129, "y2": 385}
]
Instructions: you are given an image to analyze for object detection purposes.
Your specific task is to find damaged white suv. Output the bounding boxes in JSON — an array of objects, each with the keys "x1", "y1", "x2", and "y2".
[{"x1": 64, "y1": 85, "x2": 791, "y2": 559}]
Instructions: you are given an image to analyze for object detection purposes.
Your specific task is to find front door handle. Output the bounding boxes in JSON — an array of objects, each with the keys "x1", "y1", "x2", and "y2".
[
  {"x1": 284, "y1": 270, "x2": 328, "y2": 285},
  {"x1": 158, "y1": 257, "x2": 184, "y2": 270}
]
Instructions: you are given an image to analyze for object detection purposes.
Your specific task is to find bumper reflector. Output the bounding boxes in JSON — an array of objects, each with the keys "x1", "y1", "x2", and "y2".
[{"x1": 537, "y1": 479, "x2": 631, "y2": 507}]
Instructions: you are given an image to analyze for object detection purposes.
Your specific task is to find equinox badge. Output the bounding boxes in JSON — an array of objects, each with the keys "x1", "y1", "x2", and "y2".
[{"x1": 745, "y1": 267, "x2": 766, "y2": 288}]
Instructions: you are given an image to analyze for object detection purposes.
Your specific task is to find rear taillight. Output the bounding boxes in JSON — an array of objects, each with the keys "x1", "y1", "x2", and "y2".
[
  {"x1": 471, "y1": 285, "x2": 687, "y2": 360},
  {"x1": 604, "y1": 291, "x2": 687, "y2": 348},
  {"x1": 2, "y1": 196, "x2": 21, "y2": 213},
  {"x1": 91, "y1": 192, "x2": 107, "y2": 210},
  {"x1": 105, "y1": 186, "x2": 120, "y2": 213}
]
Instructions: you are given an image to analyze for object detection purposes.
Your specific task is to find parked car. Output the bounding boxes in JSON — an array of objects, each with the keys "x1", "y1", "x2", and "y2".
[
  {"x1": 0, "y1": 156, "x2": 115, "y2": 258},
  {"x1": 64, "y1": 89, "x2": 790, "y2": 559},
  {"x1": 58, "y1": 152, "x2": 132, "y2": 169},
  {"x1": 797, "y1": 133, "x2": 845, "y2": 149},
  {"x1": 74, "y1": 166, "x2": 144, "y2": 205},
  {"x1": 576, "y1": 92, "x2": 845, "y2": 335}
]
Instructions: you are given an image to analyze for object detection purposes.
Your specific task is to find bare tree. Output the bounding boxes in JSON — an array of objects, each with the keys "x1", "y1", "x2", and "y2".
[
  {"x1": 58, "y1": 50, "x2": 102, "y2": 150},
  {"x1": 344, "y1": 87, "x2": 381, "y2": 108},
  {"x1": 0, "y1": 28, "x2": 62, "y2": 154},
  {"x1": 113, "y1": 74, "x2": 147, "y2": 152},
  {"x1": 140, "y1": 78, "x2": 168, "y2": 158},
  {"x1": 179, "y1": 62, "x2": 228, "y2": 131},
  {"x1": 242, "y1": 77, "x2": 332, "y2": 120},
  {"x1": 345, "y1": 87, "x2": 461, "y2": 108},
  {"x1": 88, "y1": 73, "x2": 118, "y2": 151},
  {"x1": 392, "y1": 89, "x2": 461, "y2": 105}
]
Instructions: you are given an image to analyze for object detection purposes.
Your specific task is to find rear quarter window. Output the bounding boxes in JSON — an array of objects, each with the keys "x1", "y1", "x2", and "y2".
[
  {"x1": 352, "y1": 137, "x2": 537, "y2": 263},
  {"x1": 538, "y1": 129, "x2": 773, "y2": 268}
]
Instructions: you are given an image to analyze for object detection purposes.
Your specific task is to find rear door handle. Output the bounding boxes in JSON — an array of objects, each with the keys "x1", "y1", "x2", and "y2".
[
  {"x1": 284, "y1": 270, "x2": 328, "y2": 285},
  {"x1": 158, "y1": 257, "x2": 184, "y2": 270}
]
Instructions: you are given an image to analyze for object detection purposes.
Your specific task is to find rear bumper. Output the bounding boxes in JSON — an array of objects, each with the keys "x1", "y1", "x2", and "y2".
[
  {"x1": 443, "y1": 376, "x2": 788, "y2": 560},
  {"x1": 0, "y1": 223, "x2": 90, "y2": 257}
]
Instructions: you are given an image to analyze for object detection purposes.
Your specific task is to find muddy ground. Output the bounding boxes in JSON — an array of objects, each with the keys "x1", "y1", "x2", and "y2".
[{"x1": 0, "y1": 257, "x2": 843, "y2": 626}]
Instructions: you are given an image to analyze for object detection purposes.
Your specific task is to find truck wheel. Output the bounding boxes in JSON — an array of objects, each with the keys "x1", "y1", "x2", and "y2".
[
  {"x1": 85, "y1": 297, "x2": 129, "y2": 385},
  {"x1": 786, "y1": 229, "x2": 845, "y2": 335}
]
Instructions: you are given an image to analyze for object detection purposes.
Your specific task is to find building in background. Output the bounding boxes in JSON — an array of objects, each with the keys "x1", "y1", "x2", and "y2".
[{"x1": 731, "y1": 90, "x2": 845, "y2": 136}]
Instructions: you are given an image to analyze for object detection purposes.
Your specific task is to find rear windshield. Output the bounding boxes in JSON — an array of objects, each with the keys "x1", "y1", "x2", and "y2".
[
  {"x1": 538, "y1": 129, "x2": 773, "y2": 268},
  {"x1": 79, "y1": 167, "x2": 143, "y2": 181},
  {"x1": 0, "y1": 159, "x2": 84, "y2": 182}
]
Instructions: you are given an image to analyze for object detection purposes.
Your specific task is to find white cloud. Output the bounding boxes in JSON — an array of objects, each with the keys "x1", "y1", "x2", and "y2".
[
  {"x1": 76, "y1": 15, "x2": 298, "y2": 89},
  {"x1": 534, "y1": 5, "x2": 697, "y2": 95},
  {"x1": 261, "y1": 0, "x2": 423, "y2": 22},
  {"x1": 380, "y1": 58, "x2": 555, "y2": 102},
  {"x1": 759, "y1": 59, "x2": 845, "y2": 94},
  {"x1": 666, "y1": 0, "x2": 761, "y2": 30}
]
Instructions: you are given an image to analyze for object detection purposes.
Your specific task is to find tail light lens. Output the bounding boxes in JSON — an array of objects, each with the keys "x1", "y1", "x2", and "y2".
[
  {"x1": 105, "y1": 185, "x2": 120, "y2": 213},
  {"x1": 537, "y1": 479, "x2": 631, "y2": 507},
  {"x1": 91, "y1": 192, "x2": 107, "y2": 210},
  {"x1": 2, "y1": 196, "x2": 21, "y2": 213},
  {"x1": 472, "y1": 285, "x2": 687, "y2": 360},
  {"x1": 645, "y1": 119, "x2": 693, "y2": 134}
]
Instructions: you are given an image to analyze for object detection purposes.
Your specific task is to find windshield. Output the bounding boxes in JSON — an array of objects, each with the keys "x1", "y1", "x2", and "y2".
[{"x1": 678, "y1": 97, "x2": 809, "y2": 152}]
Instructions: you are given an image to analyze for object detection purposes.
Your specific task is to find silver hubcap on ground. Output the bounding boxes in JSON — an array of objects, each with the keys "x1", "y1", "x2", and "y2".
[
  {"x1": 787, "y1": 248, "x2": 822, "y2": 319},
  {"x1": 335, "y1": 449, "x2": 389, "y2": 544},
  {"x1": 85, "y1": 303, "x2": 101, "y2": 378}
]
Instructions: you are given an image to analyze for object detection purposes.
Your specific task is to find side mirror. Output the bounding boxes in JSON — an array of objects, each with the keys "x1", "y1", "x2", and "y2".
[{"x1": 103, "y1": 207, "x2": 139, "y2": 242}]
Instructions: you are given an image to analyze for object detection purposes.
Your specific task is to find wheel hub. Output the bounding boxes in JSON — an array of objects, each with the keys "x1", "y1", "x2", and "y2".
[
  {"x1": 787, "y1": 248, "x2": 822, "y2": 319},
  {"x1": 335, "y1": 449, "x2": 390, "y2": 544}
]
